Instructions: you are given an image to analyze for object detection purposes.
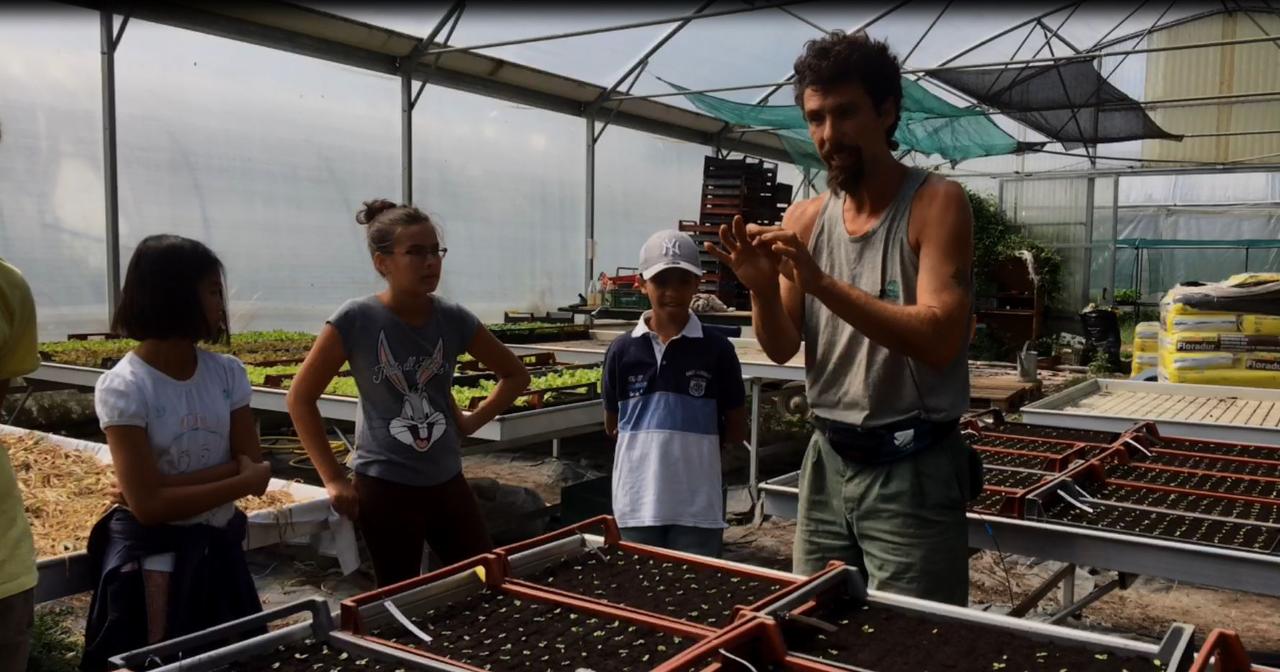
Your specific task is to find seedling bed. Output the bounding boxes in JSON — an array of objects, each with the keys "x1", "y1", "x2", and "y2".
[
  {"x1": 1108, "y1": 464, "x2": 1280, "y2": 499},
  {"x1": 970, "y1": 490, "x2": 1009, "y2": 515},
  {"x1": 1150, "y1": 438, "x2": 1280, "y2": 462},
  {"x1": 962, "y1": 414, "x2": 1120, "y2": 445},
  {"x1": 515, "y1": 545, "x2": 788, "y2": 629},
  {"x1": 975, "y1": 449, "x2": 1057, "y2": 471},
  {"x1": 1087, "y1": 482, "x2": 1280, "y2": 525},
  {"x1": 1041, "y1": 499, "x2": 1280, "y2": 553},
  {"x1": 1138, "y1": 452, "x2": 1280, "y2": 479},
  {"x1": 186, "y1": 638, "x2": 406, "y2": 672},
  {"x1": 970, "y1": 436, "x2": 1085, "y2": 456},
  {"x1": 371, "y1": 588, "x2": 696, "y2": 671},
  {"x1": 780, "y1": 596, "x2": 1166, "y2": 672},
  {"x1": 984, "y1": 423, "x2": 1120, "y2": 444},
  {"x1": 982, "y1": 466, "x2": 1049, "y2": 490}
]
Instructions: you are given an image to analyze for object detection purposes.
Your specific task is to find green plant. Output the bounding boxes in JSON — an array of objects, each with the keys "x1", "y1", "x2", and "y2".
[
  {"x1": 1089, "y1": 349, "x2": 1116, "y2": 376},
  {"x1": 1114, "y1": 288, "x2": 1141, "y2": 304},
  {"x1": 27, "y1": 607, "x2": 83, "y2": 672},
  {"x1": 967, "y1": 189, "x2": 1064, "y2": 309}
]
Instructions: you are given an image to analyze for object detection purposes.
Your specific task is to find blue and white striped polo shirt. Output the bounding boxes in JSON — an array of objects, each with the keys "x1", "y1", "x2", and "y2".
[{"x1": 603, "y1": 312, "x2": 746, "y2": 529}]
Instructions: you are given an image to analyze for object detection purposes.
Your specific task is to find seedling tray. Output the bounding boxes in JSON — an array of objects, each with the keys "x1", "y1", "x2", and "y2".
[
  {"x1": 1028, "y1": 475, "x2": 1280, "y2": 554},
  {"x1": 654, "y1": 617, "x2": 842, "y2": 672},
  {"x1": 494, "y1": 516, "x2": 806, "y2": 630},
  {"x1": 490, "y1": 323, "x2": 590, "y2": 344},
  {"x1": 108, "y1": 598, "x2": 420, "y2": 672},
  {"x1": 1106, "y1": 463, "x2": 1280, "y2": 500},
  {"x1": 757, "y1": 565, "x2": 1197, "y2": 672},
  {"x1": 971, "y1": 464, "x2": 1061, "y2": 518},
  {"x1": 1122, "y1": 422, "x2": 1280, "y2": 463},
  {"x1": 962, "y1": 409, "x2": 1121, "y2": 445},
  {"x1": 340, "y1": 554, "x2": 709, "y2": 672}
]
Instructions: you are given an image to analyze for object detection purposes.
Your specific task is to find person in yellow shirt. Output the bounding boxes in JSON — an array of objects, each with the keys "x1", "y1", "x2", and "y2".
[{"x1": 0, "y1": 255, "x2": 39, "y2": 672}]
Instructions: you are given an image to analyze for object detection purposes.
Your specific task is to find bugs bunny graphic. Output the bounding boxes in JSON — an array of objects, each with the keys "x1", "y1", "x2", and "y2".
[{"x1": 378, "y1": 331, "x2": 448, "y2": 452}]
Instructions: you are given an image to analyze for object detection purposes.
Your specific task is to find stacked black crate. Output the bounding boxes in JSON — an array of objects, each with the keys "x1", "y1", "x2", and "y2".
[{"x1": 692, "y1": 156, "x2": 791, "y2": 310}]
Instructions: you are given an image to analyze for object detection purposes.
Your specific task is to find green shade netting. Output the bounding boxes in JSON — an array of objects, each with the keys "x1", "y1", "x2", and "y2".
[{"x1": 659, "y1": 77, "x2": 1023, "y2": 169}]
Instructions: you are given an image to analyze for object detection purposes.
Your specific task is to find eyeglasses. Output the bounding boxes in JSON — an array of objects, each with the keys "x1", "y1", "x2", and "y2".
[{"x1": 390, "y1": 247, "x2": 449, "y2": 261}]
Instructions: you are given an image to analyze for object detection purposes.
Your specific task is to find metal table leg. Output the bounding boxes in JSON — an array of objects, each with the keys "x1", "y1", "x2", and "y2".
[
  {"x1": 4, "y1": 383, "x2": 36, "y2": 425},
  {"x1": 1049, "y1": 572, "x2": 1136, "y2": 625},
  {"x1": 1061, "y1": 562, "x2": 1075, "y2": 609},
  {"x1": 749, "y1": 378, "x2": 762, "y2": 524}
]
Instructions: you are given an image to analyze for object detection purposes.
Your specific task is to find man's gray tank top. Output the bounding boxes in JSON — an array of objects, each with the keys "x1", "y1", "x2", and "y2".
[{"x1": 803, "y1": 167, "x2": 970, "y2": 427}]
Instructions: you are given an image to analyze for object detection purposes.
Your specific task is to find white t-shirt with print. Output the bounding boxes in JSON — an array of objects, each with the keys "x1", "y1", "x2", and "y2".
[{"x1": 94, "y1": 348, "x2": 253, "y2": 528}]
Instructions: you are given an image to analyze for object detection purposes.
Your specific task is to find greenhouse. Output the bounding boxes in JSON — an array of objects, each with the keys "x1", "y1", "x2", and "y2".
[{"x1": 2, "y1": 2, "x2": 1279, "y2": 671}]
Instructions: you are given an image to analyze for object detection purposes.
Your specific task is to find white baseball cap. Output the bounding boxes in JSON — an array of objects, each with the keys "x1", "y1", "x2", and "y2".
[{"x1": 639, "y1": 229, "x2": 703, "y2": 280}]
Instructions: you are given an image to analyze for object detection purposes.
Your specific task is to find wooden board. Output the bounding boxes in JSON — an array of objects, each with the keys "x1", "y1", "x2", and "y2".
[{"x1": 969, "y1": 375, "x2": 1042, "y2": 412}]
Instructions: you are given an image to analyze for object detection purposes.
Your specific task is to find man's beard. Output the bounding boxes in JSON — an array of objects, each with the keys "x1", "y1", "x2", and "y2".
[{"x1": 823, "y1": 145, "x2": 865, "y2": 195}]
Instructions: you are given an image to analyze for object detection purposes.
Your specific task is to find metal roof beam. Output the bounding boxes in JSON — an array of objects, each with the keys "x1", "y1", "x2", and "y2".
[
  {"x1": 750, "y1": 0, "x2": 912, "y2": 106},
  {"x1": 422, "y1": 0, "x2": 814, "y2": 57},
  {"x1": 62, "y1": 1, "x2": 795, "y2": 165},
  {"x1": 588, "y1": 0, "x2": 714, "y2": 111},
  {"x1": 1090, "y1": 5, "x2": 1280, "y2": 51},
  {"x1": 612, "y1": 32, "x2": 1280, "y2": 101}
]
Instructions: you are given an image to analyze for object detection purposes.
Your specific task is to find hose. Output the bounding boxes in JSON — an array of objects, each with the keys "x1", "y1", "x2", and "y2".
[{"x1": 260, "y1": 435, "x2": 348, "y2": 470}]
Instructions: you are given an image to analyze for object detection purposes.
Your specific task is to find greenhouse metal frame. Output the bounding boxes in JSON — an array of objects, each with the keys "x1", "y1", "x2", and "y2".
[{"x1": 62, "y1": 0, "x2": 1280, "y2": 316}]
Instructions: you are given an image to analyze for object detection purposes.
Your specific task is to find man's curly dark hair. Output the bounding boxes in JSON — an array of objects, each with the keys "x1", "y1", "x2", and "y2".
[{"x1": 793, "y1": 31, "x2": 903, "y2": 151}]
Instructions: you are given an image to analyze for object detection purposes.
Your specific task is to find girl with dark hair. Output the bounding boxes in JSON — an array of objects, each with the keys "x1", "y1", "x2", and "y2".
[
  {"x1": 83, "y1": 234, "x2": 272, "y2": 670},
  {"x1": 288, "y1": 200, "x2": 529, "y2": 587}
]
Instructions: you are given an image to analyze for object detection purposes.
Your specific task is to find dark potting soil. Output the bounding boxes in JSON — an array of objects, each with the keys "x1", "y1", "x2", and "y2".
[
  {"x1": 783, "y1": 598, "x2": 1165, "y2": 672},
  {"x1": 983, "y1": 467, "x2": 1049, "y2": 490},
  {"x1": 970, "y1": 436, "x2": 1082, "y2": 456},
  {"x1": 521, "y1": 546, "x2": 787, "y2": 628},
  {"x1": 970, "y1": 489, "x2": 1008, "y2": 514},
  {"x1": 1091, "y1": 482, "x2": 1280, "y2": 525},
  {"x1": 1109, "y1": 464, "x2": 1280, "y2": 499},
  {"x1": 218, "y1": 638, "x2": 409, "y2": 672},
  {"x1": 1044, "y1": 499, "x2": 1280, "y2": 552},
  {"x1": 977, "y1": 450, "x2": 1057, "y2": 472},
  {"x1": 1144, "y1": 451, "x2": 1280, "y2": 479},
  {"x1": 1156, "y1": 438, "x2": 1280, "y2": 462},
  {"x1": 978, "y1": 422, "x2": 1119, "y2": 445},
  {"x1": 376, "y1": 588, "x2": 694, "y2": 671}
]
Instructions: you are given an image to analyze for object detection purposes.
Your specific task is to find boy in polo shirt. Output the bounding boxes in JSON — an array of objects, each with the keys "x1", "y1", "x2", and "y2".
[{"x1": 603, "y1": 230, "x2": 747, "y2": 557}]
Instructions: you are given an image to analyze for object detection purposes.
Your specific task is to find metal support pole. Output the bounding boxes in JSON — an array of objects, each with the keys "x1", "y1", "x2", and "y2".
[
  {"x1": 1083, "y1": 177, "x2": 1095, "y2": 306},
  {"x1": 1110, "y1": 175, "x2": 1119, "y2": 298},
  {"x1": 585, "y1": 115, "x2": 596, "y2": 296},
  {"x1": 552, "y1": 437, "x2": 561, "y2": 460},
  {"x1": 401, "y1": 71, "x2": 413, "y2": 205},
  {"x1": 749, "y1": 378, "x2": 762, "y2": 509},
  {"x1": 1061, "y1": 563, "x2": 1076, "y2": 607},
  {"x1": 802, "y1": 168, "x2": 812, "y2": 199},
  {"x1": 100, "y1": 10, "x2": 122, "y2": 321},
  {"x1": 4, "y1": 384, "x2": 36, "y2": 426},
  {"x1": 1009, "y1": 562, "x2": 1077, "y2": 617},
  {"x1": 1048, "y1": 572, "x2": 1135, "y2": 624},
  {"x1": 330, "y1": 422, "x2": 354, "y2": 452}
]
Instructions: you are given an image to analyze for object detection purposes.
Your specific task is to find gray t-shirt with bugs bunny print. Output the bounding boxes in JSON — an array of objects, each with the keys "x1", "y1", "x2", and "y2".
[{"x1": 328, "y1": 294, "x2": 480, "y2": 487}]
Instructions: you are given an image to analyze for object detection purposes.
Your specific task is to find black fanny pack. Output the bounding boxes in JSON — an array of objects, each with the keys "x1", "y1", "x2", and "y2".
[{"x1": 813, "y1": 415, "x2": 959, "y2": 465}]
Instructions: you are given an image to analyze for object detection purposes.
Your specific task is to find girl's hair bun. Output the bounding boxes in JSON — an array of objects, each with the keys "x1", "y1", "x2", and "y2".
[{"x1": 357, "y1": 198, "x2": 399, "y2": 225}]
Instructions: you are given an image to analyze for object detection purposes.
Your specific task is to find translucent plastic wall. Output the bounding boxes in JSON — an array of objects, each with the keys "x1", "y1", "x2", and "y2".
[
  {"x1": 0, "y1": 5, "x2": 722, "y2": 340},
  {"x1": 1000, "y1": 172, "x2": 1280, "y2": 311}
]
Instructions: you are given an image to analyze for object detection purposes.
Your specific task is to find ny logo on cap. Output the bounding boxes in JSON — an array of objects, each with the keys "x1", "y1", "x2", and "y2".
[{"x1": 662, "y1": 238, "x2": 681, "y2": 257}]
